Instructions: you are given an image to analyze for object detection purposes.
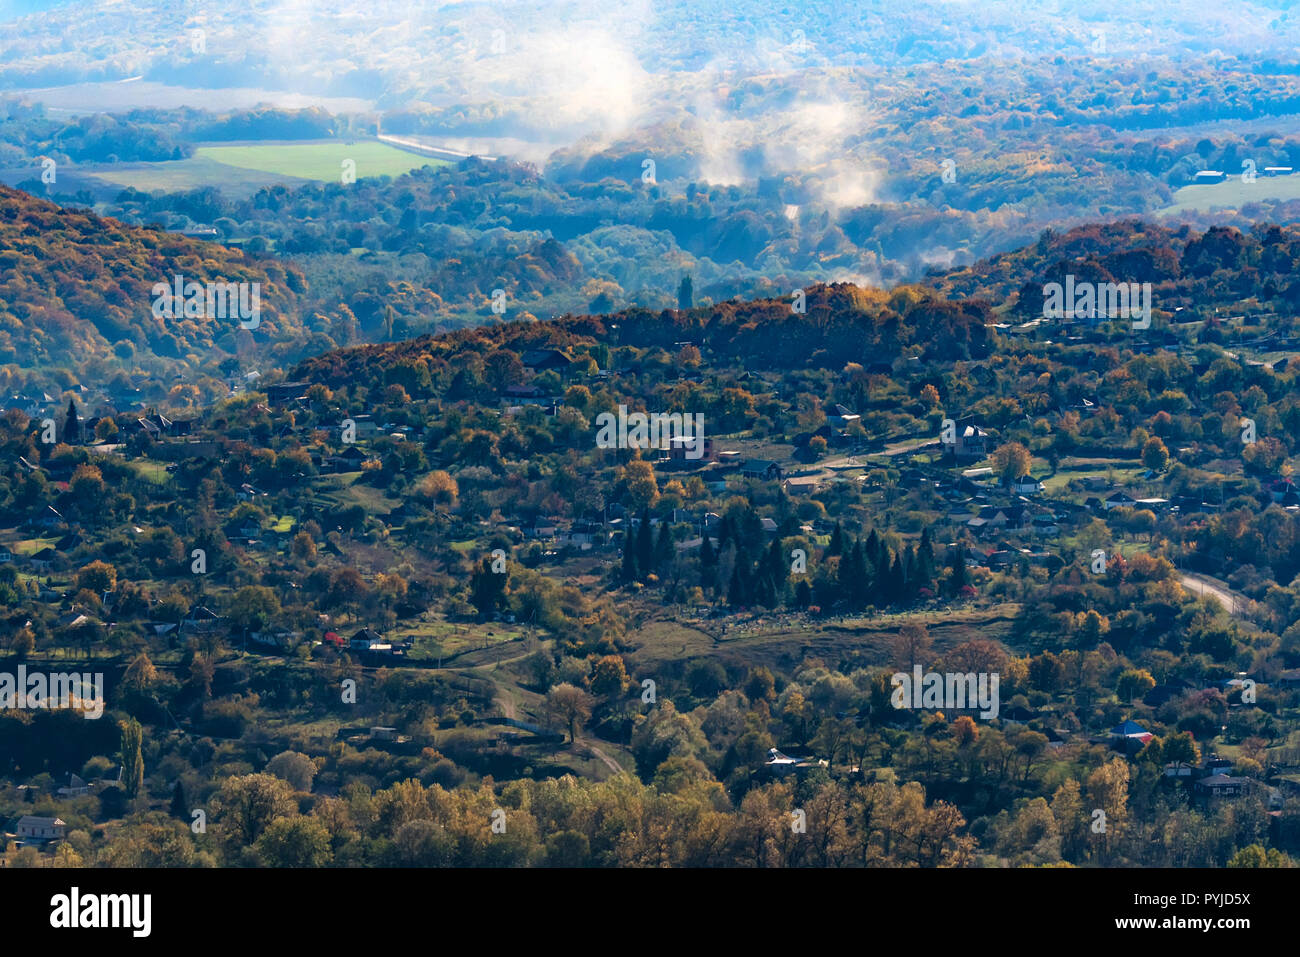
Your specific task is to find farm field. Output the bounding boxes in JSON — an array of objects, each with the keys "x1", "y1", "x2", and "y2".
[
  {"x1": 82, "y1": 140, "x2": 447, "y2": 196},
  {"x1": 88, "y1": 155, "x2": 311, "y2": 197},
  {"x1": 1161, "y1": 173, "x2": 1300, "y2": 214},
  {"x1": 194, "y1": 140, "x2": 446, "y2": 182}
]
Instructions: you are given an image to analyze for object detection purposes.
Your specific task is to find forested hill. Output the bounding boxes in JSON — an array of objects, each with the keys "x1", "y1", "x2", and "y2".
[
  {"x1": 927, "y1": 219, "x2": 1300, "y2": 318},
  {"x1": 0, "y1": 184, "x2": 309, "y2": 376},
  {"x1": 291, "y1": 282, "x2": 996, "y2": 391}
]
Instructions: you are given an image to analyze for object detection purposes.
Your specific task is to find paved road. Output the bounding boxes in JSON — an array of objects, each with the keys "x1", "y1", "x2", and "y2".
[{"x1": 1180, "y1": 573, "x2": 1246, "y2": 615}]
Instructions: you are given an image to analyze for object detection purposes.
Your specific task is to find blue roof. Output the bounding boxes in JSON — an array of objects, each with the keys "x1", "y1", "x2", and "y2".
[{"x1": 1111, "y1": 720, "x2": 1149, "y2": 735}]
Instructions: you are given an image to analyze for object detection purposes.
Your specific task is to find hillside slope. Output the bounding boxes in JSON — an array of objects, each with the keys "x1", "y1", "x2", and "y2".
[{"x1": 0, "y1": 184, "x2": 309, "y2": 382}]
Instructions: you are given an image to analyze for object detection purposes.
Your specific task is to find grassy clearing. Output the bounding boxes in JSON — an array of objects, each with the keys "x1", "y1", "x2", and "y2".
[
  {"x1": 400, "y1": 618, "x2": 529, "y2": 660},
  {"x1": 88, "y1": 155, "x2": 310, "y2": 196},
  {"x1": 131, "y1": 460, "x2": 170, "y2": 485},
  {"x1": 321, "y1": 474, "x2": 397, "y2": 515},
  {"x1": 1040, "y1": 458, "x2": 1145, "y2": 495},
  {"x1": 625, "y1": 604, "x2": 1021, "y2": 672},
  {"x1": 11, "y1": 536, "x2": 55, "y2": 556},
  {"x1": 195, "y1": 141, "x2": 444, "y2": 182},
  {"x1": 1162, "y1": 174, "x2": 1300, "y2": 215}
]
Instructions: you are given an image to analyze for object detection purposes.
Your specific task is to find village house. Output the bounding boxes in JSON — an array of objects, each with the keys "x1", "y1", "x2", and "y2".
[
  {"x1": 1010, "y1": 475, "x2": 1045, "y2": 495},
  {"x1": 183, "y1": 606, "x2": 223, "y2": 633},
  {"x1": 782, "y1": 474, "x2": 824, "y2": 495},
  {"x1": 326, "y1": 446, "x2": 377, "y2": 472},
  {"x1": 967, "y1": 504, "x2": 1028, "y2": 533},
  {"x1": 1001, "y1": 704, "x2": 1036, "y2": 725},
  {"x1": 667, "y1": 435, "x2": 716, "y2": 462},
  {"x1": 761, "y1": 748, "x2": 827, "y2": 778},
  {"x1": 1270, "y1": 478, "x2": 1300, "y2": 506},
  {"x1": 561, "y1": 522, "x2": 603, "y2": 547},
  {"x1": 1202, "y1": 755, "x2": 1234, "y2": 775},
  {"x1": 1109, "y1": 720, "x2": 1154, "y2": 752},
  {"x1": 1101, "y1": 490, "x2": 1137, "y2": 510},
  {"x1": 1030, "y1": 515, "x2": 1060, "y2": 536},
  {"x1": 503, "y1": 383, "x2": 548, "y2": 401},
  {"x1": 899, "y1": 467, "x2": 934, "y2": 491},
  {"x1": 946, "y1": 423, "x2": 989, "y2": 460},
  {"x1": 250, "y1": 630, "x2": 301, "y2": 651},
  {"x1": 30, "y1": 505, "x2": 66, "y2": 531},
  {"x1": 826, "y1": 404, "x2": 861, "y2": 429},
  {"x1": 1195, "y1": 773, "x2": 1251, "y2": 798},
  {"x1": 14, "y1": 815, "x2": 66, "y2": 844},
  {"x1": 266, "y1": 382, "x2": 312, "y2": 405},
  {"x1": 741, "y1": 459, "x2": 785, "y2": 481},
  {"x1": 1276, "y1": 668, "x2": 1300, "y2": 689},
  {"x1": 57, "y1": 774, "x2": 91, "y2": 798},
  {"x1": 350, "y1": 627, "x2": 393, "y2": 653},
  {"x1": 237, "y1": 483, "x2": 268, "y2": 502},
  {"x1": 520, "y1": 349, "x2": 572, "y2": 371},
  {"x1": 136, "y1": 412, "x2": 192, "y2": 438}
]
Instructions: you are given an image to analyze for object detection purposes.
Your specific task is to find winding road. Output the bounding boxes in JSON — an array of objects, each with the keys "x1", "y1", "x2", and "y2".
[{"x1": 1180, "y1": 573, "x2": 1247, "y2": 616}]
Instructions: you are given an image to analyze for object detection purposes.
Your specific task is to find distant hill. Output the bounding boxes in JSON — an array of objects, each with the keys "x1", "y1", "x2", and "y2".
[{"x1": 0, "y1": 184, "x2": 310, "y2": 384}]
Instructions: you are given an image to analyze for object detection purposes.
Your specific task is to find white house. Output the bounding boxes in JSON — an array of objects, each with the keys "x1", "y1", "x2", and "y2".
[
  {"x1": 15, "y1": 815, "x2": 66, "y2": 843},
  {"x1": 1010, "y1": 475, "x2": 1045, "y2": 495},
  {"x1": 350, "y1": 627, "x2": 392, "y2": 653},
  {"x1": 1102, "y1": 490, "x2": 1137, "y2": 510},
  {"x1": 827, "y1": 404, "x2": 861, "y2": 429}
]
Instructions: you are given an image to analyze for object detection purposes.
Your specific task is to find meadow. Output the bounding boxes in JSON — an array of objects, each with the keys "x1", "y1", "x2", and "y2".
[
  {"x1": 194, "y1": 140, "x2": 445, "y2": 182},
  {"x1": 82, "y1": 140, "x2": 447, "y2": 197},
  {"x1": 1162, "y1": 172, "x2": 1300, "y2": 214}
]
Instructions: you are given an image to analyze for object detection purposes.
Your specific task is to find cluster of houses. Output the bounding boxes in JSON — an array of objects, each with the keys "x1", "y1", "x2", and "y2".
[
  {"x1": 1104, "y1": 715, "x2": 1281, "y2": 803},
  {"x1": 2, "y1": 766, "x2": 126, "y2": 850}
]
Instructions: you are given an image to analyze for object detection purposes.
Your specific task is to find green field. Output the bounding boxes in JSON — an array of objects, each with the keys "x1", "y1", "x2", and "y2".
[
  {"x1": 1162, "y1": 173, "x2": 1300, "y2": 214},
  {"x1": 130, "y1": 460, "x2": 171, "y2": 484},
  {"x1": 195, "y1": 141, "x2": 444, "y2": 182},
  {"x1": 85, "y1": 140, "x2": 446, "y2": 195},
  {"x1": 89, "y1": 155, "x2": 311, "y2": 197}
]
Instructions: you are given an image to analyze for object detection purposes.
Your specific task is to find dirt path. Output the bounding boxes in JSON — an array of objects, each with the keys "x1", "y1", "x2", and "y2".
[
  {"x1": 493, "y1": 682, "x2": 622, "y2": 773},
  {"x1": 578, "y1": 739, "x2": 624, "y2": 774}
]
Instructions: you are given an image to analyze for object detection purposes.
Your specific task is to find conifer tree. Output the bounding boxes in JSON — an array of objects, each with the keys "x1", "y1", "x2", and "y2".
[
  {"x1": 828, "y1": 522, "x2": 844, "y2": 556},
  {"x1": 677, "y1": 274, "x2": 694, "y2": 310},
  {"x1": 948, "y1": 543, "x2": 970, "y2": 596},
  {"x1": 728, "y1": 565, "x2": 745, "y2": 606},
  {"x1": 636, "y1": 509, "x2": 654, "y2": 579},
  {"x1": 918, "y1": 527, "x2": 936, "y2": 586},
  {"x1": 120, "y1": 717, "x2": 144, "y2": 799},
  {"x1": 699, "y1": 535, "x2": 717, "y2": 591},
  {"x1": 655, "y1": 523, "x2": 673, "y2": 571},
  {"x1": 170, "y1": 780, "x2": 187, "y2": 819},
  {"x1": 621, "y1": 529, "x2": 638, "y2": 582},
  {"x1": 64, "y1": 398, "x2": 80, "y2": 444}
]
